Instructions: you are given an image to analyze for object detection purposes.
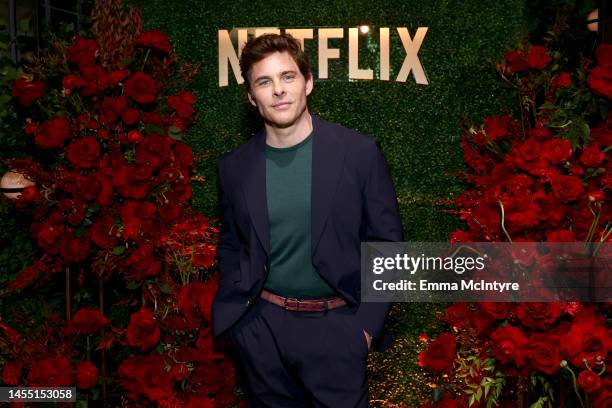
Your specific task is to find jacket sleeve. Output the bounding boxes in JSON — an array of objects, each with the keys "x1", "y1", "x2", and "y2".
[
  {"x1": 355, "y1": 140, "x2": 403, "y2": 339},
  {"x1": 216, "y1": 157, "x2": 241, "y2": 278}
]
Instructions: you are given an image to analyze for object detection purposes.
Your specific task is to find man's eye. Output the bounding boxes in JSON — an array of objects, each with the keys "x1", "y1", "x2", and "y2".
[
  {"x1": 283, "y1": 75, "x2": 295, "y2": 81},
  {"x1": 258, "y1": 80, "x2": 270, "y2": 86}
]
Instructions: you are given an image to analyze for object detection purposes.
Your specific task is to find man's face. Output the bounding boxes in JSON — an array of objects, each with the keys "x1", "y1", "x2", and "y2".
[{"x1": 247, "y1": 51, "x2": 313, "y2": 129}]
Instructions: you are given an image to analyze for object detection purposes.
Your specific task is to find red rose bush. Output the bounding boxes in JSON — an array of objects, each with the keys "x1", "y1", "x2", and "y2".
[
  {"x1": 418, "y1": 35, "x2": 610, "y2": 408},
  {"x1": 0, "y1": 1, "x2": 238, "y2": 406}
]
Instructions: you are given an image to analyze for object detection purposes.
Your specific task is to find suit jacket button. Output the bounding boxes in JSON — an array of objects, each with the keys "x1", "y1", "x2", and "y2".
[{"x1": 245, "y1": 299, "x2": 252, "y2": 307}]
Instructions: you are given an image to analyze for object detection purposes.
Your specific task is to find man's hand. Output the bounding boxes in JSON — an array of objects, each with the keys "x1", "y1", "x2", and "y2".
[{"x1": 363, "y1": 330, "x2": 372, "y2": 351}]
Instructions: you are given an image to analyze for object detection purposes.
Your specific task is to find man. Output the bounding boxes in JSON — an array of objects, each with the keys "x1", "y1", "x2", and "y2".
[{"x1": 212, "y1": 33, "x2": 403, "y2": 407}]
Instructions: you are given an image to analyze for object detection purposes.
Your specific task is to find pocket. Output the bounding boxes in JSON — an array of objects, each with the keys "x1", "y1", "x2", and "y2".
[{"x1": 340, "y1": 312, "x2": 369, "y2": 356}]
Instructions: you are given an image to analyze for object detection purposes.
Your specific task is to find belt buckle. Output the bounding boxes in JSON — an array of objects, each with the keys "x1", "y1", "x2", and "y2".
[{"x1": 284, "y1": 296, "x2": 300, "y2": 311}]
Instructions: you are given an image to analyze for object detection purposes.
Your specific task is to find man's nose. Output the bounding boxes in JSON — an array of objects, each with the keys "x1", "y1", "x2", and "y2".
[{"x1": 273, "y1": 80, "x2": 286, "y2": 96}]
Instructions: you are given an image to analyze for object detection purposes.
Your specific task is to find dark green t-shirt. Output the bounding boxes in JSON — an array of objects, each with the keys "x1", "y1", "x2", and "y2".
[{"x1": 263, "y1": 132, "x2": 337, "y2": 298}]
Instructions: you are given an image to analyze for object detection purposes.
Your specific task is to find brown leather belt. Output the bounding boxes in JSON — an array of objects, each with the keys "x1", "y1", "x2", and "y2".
[{"x1": 260, "y1": 289, "x2": 347, "y2": 312}]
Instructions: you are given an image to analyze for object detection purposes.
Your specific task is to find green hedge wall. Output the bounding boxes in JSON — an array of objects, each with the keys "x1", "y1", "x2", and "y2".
[{"x1": 128, "y1": 0, "x2": 528, "y2": 404}]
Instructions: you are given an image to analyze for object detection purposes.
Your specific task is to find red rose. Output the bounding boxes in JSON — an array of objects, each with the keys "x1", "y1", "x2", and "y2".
[
  {"x1": 59, "y1": 199, "x2": 87, "y2": 225},
  {"x1": 518, "y1": 139, "x2": 542, "y2": 161},
  {"x1": 124, "y1": 245, "x2": 162, "y2": 280},
  {"x1": 491, "y1": 326, "x2": 528, "y2": 366},
  {"x1": 119, "y1": 201, "x2": 157, "y2": 240},
  {"x1": 551, "y1": 175, "x2": 584, "y2": 202},
  {"x1": 177, "y1": 282, "x2": 206, "y2": 329},
  {"x1": 67, "y1": 36, "x2": 98, "y2": 65},
  {"x1": 124, "y1": 71, "x2": 158, "y2": 104},
  {"x1": 27, "y1": 355, "x2": 73, "y2": 386},
  {"x1": 76, "y1": 361, "x2": 98, "y2": 389},
  {"x1": 556, "y1": 72, "x2": 572, "y2": 87},
  {"x1": 580, "y1": 144, "x2": 605, "y2": 167},
  {"x1": 118, "y1": 353, "x2": 174, "y2": 401},
  {"x1": 526, "y1": 334, "x2": 562, "y2": 374},
  {"x1": 479, "y1": 302, "x2": 512, "y2": 320},
  {"x1": 563, "y1": 307, "x2": 610, "y2": 368},
  {"x1": 443, "y1": 303, "x2": 472, "y2": 329},
  {"x1": 588, "y1": 66, "x2": 612, "y2": 99},
  {"x1": 122, "y1": 108, "x2": 140, "y2": 125},
  {"x1": 18, "y1": 185, "x2": 42, "y2": 202},
  {"x1": 90, "y1": 215, "x2": 119, "y2": 248},
  {"x1": 76, "y1": 173, "x2": 113, "y2": 206},
  {"x1": 66, "y1": 136, "x2": 101, "y2": 168},
  {"x1": 504, "y1": 50, "x2": 528, "y2": 73},
  {"x1": 65, "y1": 308, "x2": 110, "y2": 336},
  {"x1": 168, "y1": 91, "x2": 196, "y2": 118},
  {"x1": 418, "y1": 333, "x2": 456, "y2": 374},
  {"x1": 159, "y1": 202, "x2": 182, "y2": 222},
  {"x1": 59, "y1": 233, "x2": 90, "y2": 263},
  {"x1": 127, "y1": 308, "x2": 160, "y2": 351},
  {"x1": 12, "y1": 77, "x2": 46, "y2": 106},
  {"x1": 127, "y1": 130, "x2": 143, "y2": 143},
  {"x1": 578, "y1": 370, "x2": 602, "y2": 393},
  {"x1": 2, "y1": 361, "x2": 23, "y2": 385},
  {"x1": 533, "y1": 190, "x2": 567, "y2": 225},
  {"x1": 484, "y1": 115, "x2": 513, "y2": 140},
  {"x1": 516, "y1": 302, "x2": 563, "y2": 330},
  {"x1": 36, "y1": 217, "x2": 64, "y2": 254},
  {"x1": 543, "y1": 139, "x2": 572, "y2": 163},
  {"x1": 527, "y1": 46, "x2": 552, "y2": 70},
  {"x1": 136, "y1": 29, "x2": 172, "y2": 53},
  {"x1": 102, "y1": 95, "x2": 128, "y2": 114},
  {"x1": 35, "y1": 117, "x2": 72, "y2": 149},
  {"x1": 136, "y1": 134, "x2": 172, "y2": 169},
  {"x1": 527, "y1": 125, "x2": 552, "y2": 142},
  {"x1": 593, "y1": 379, "x2": 612, "y2": 408}
]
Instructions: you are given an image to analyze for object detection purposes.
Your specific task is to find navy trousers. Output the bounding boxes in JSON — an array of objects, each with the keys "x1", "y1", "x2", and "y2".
[{"x1": 227, "y1": 297, "x2": 370, "y2": 407}]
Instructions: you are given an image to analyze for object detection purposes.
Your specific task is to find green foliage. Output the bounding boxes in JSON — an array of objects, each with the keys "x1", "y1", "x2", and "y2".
[{"x1": 0, "y1": 18, "x2": 26, "y2": 157}]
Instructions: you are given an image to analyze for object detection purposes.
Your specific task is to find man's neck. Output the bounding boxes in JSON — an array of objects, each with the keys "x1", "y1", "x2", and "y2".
[{"x1": 265, "y1": 111, "x2": 313, "y2": 148}]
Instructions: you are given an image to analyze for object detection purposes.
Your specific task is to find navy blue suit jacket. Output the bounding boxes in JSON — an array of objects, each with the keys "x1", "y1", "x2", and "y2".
[{"x1": 212, "y1": 115, "x2": 403, "y2": 351}]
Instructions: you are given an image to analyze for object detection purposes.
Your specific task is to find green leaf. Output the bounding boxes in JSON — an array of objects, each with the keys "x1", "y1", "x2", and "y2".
[
  {"x1": 125, "y1": 280, "x2": 141, "y2": 290},
  {"x1": 112, "y1": 246, "x2": 126, "y2": 255},
  {"x1": 168, "y1": 126, "x2": 183, "y2": 141},
  {"x1": 159, "y1": 281, "x2": 173, "y2": 294},
  {"x1": 75, "y1": 225, "x2": 85, "y2": 237},
  {"x1": 475, "y1": 388, "x2": 482, "y2": 401}
]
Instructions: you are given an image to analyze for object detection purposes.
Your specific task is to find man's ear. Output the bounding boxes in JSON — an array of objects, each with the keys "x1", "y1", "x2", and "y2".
[
  {"x1": 247, "y1": 90, "x2": 257, "y2": 107},
  {"x1": 305, "y1": 72, "x2": 314, "y2": 96}
]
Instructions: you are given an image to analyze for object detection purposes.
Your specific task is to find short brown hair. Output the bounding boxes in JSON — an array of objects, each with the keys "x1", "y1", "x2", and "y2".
[{"x1": 239, "y1": 33, "x2": 310, "y2": 89}]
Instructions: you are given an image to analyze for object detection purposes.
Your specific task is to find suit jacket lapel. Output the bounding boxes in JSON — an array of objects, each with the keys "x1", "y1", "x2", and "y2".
[
  {"x1": 311, "y1": 115, "x2": 347, "y2": 256},
  {"x1": 241, "y1": 129, "x2": 270, "y2": 257}
]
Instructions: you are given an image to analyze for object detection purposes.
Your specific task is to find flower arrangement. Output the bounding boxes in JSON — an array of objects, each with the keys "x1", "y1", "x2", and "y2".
[
  {"x1": 417, "y1": 18, "x2": 611, "y2": 408},
  {"x1": 1, "y1": 1, "x2": 238, "y2": 406}
]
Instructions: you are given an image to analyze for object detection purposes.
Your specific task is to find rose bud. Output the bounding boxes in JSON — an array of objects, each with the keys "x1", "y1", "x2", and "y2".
[{"x1": 127, "y1": 130, "x2": 143, "y2": 143}]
